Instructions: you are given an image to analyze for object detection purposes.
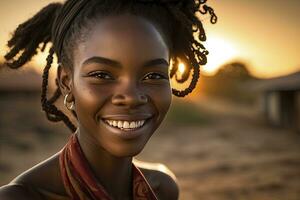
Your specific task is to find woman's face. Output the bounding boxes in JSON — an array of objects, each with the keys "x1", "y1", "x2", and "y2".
[{"x1": 67, "y1": 14, "x2": 172, "y2": 157}]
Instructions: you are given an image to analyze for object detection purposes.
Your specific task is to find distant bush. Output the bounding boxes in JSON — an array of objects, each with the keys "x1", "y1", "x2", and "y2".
[
  {"x1": 215, "y1": 62, "x2": 252, "y2": 80},
  {"x1": 197, "y1": 61, "x2": 258, "y2": 104}
]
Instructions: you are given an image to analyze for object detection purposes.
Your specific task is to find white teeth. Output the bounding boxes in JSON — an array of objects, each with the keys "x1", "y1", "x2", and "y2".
[
  {"x1": 104, "y1": 119, "x2": 146, "y2": 130},
  {"x1": 118, "y1": 121, "x2": 123, "y2": 128},
  {"x1": 129, "y1": 122, "x2": 135, "y2": 129},
  {"x1": 123, "y1": 121, "x2": 130, "y2": 129}
]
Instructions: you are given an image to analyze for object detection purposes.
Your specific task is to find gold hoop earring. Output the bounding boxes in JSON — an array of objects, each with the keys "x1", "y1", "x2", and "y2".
[{"x1": 64, "y1": 93, "x2": 75, "y2": 111}]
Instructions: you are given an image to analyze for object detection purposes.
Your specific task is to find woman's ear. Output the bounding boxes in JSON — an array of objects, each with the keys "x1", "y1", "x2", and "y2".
[{"x1": 57, "y1": 65, "x2": 73, "y2": 99}]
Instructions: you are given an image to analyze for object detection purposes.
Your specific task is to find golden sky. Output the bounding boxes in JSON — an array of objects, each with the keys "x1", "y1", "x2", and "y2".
[
  {"x1": 205, "y1": 0, "x2": 300, "y2": 78},
  {"x1": 1, "y1": 0, "x2": 299, "y2": 78}
]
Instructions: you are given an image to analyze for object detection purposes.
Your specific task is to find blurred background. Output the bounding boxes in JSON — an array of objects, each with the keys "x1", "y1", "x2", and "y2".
[{"x1": 0, "y1": 0, "x2": 300, "y2": 200}]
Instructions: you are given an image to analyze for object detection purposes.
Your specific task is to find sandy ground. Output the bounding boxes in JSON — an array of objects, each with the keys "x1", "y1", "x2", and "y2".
[{"x1": 0, "y1": 95, "x2": 300, "y2": 200}]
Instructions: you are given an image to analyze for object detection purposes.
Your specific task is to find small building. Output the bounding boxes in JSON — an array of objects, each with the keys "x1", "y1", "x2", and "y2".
[
  {"x1": 0, "y1": 67, "x2": 43, "y2": 131},
  {"x1": 253, "y1": 71, "x2": 300, "y2": 132},
  {"x1": 0, "y1": 66, "x2": 66, "y2": 137},
  {"x1": 0, "y1": 68, "x2": 42, "y2": 95}
]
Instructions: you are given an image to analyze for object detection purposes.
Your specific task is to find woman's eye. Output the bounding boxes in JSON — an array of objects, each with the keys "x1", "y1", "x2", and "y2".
[
  {"x1": 88, "y1": 71, "x2": 113, "y2": 80},
  {"x1": 143, "y1": 72, "x2": 167, "y2": 80}
]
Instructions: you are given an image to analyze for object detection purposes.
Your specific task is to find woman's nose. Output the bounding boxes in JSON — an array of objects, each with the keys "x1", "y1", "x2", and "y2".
[{"x1": 111, "y1": 85, "x2": 148, "y2": 108}]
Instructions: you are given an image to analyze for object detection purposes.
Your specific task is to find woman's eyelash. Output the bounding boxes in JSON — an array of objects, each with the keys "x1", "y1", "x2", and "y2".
[
  {"x1": 143, "y1": 72, "x2": 167, "y2": 80},
  {"x1": 88, "y1": 71, "x2": 113, "y2": 80},
  {"x1": 87, "y1": 71, "x2": 167, "y2": 80}
]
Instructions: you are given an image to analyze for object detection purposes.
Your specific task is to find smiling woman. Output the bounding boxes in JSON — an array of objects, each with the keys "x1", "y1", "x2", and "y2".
[{"x1": 0, "y1": 0, "x2": 216, "y2": 200}]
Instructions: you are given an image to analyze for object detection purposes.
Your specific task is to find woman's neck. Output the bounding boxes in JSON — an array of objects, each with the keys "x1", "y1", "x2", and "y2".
[{"x1": 76, "y1": 129, "x2": 133, "y2": 199}]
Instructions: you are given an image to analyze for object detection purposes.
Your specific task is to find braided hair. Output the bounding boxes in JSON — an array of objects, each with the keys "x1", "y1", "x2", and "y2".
[{"x1": 4, "y1": 0, "x2": 217, "y2": 132}]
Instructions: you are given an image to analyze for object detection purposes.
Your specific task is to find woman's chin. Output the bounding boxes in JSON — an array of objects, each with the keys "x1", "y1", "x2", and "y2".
[{"x1": 104, "y1": 143, "x2": 146, "y2": 158}]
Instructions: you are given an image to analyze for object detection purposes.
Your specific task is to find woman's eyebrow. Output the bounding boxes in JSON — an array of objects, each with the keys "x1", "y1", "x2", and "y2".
[
  {"x1": 81, "y1": 56, "x2": 169, "y2": 68},
  {"x1": 82, "y1": 56, "x2": 122, "y2": 68},
  {"x1": 143, "y1": 58, "x2": 169, "y2": 68}
]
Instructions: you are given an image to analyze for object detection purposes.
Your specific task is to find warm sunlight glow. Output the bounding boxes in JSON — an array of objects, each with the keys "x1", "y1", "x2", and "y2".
[
  {"x1": 178, "y1": 63, "x2": 185, "y2": 74},
  {"x1": 203, "y1": 36, "x2": 238, "y2": 75},
  {"x1": 30, "y1": 45, "x2": 58, "y2": 76}
]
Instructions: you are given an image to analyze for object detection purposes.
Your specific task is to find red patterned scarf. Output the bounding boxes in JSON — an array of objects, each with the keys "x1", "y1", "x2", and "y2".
[{"x1": 59, "y1": 134, "x2": 158, "y2": 200}]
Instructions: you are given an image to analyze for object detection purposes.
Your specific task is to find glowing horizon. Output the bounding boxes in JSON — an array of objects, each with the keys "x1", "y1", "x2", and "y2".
[{"x1": 202, "y1": 36, "x2": 238, "y2": 76}]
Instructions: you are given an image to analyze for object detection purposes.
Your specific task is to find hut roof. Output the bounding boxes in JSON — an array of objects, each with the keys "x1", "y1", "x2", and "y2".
[
  {"x1": 0, "y1": 68, "x2": 42, "y2": 92},
  {"x1": 247, "y1": 71, "x2": 300, "y2": 92}
]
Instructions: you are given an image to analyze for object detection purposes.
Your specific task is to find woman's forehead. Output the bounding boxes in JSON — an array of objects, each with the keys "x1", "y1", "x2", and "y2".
[{"x1": 74, "y1": 14, "x2": 169, "y2": 68}]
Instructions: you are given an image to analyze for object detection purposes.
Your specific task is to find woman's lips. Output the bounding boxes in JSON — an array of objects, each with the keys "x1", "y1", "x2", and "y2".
[
  {"x1": 104, "y1": 119, "x2": 146, "y2": 130},
  {"x1": 100, "y1": 114, "x2": 153, "y2": 139},
  {"x1": 101, "y1": 113, "x2": 152, "y2": 121}
]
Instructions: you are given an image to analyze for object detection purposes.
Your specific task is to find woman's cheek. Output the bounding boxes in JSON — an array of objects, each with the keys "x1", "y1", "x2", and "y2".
[
  {"x1": 145, "y1": 82, "x2": 172, "y2": 119},
  {"x1": 73, "y1": 81, "x2": 112, "y2": 119}
]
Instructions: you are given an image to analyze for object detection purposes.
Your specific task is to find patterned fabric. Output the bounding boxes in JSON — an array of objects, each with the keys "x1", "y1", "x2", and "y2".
[{"x1": 59, "y1": 134, "x2": 158, "y2": 200}]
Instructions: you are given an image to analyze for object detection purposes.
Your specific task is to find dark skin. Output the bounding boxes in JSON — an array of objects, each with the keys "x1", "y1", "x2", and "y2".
[{"x1": 0, "y1": 14, "x2": 179, "y2": 200}]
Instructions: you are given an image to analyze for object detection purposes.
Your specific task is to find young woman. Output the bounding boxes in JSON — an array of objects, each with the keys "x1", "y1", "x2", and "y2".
[{"x1": 0, "y1": 0, "x2": 216, "y2": 199}]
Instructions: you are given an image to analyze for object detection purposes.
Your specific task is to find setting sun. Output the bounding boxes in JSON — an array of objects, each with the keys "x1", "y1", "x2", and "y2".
[
  {"x1": 178, "y1": 63, "x2": 185, "y2": 74},
  {"x1": 202, "y1": 36, "x2": 238, "y2": 75}
]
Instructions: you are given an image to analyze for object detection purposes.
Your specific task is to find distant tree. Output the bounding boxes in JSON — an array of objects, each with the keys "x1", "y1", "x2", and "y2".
[
  {"x1": 215, "y1": 61, "x2": 252, "y2": 80},
  {"x1": 196, "y1": 61, "x2": 256, "y2": 104}
]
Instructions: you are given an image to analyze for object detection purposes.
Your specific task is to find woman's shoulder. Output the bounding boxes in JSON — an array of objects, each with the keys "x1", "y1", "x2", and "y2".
[
  {"x1": 0, "y1": 152, "x2": 67, "y2": 200},
  {"x1": 133, "y1": 159, "x2": 179, "y2": 200},
  {"x1": 0, "y1": 183, "x2": 40, "y2": 200}
]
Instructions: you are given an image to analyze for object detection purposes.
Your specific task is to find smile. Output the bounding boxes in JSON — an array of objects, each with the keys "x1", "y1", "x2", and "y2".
[
  {"x1": 104, "y1": 120, "x2": 146, "y2": 131},
  {"x1": 100, "y1": 113, "x2": 153, "y2": 139}
]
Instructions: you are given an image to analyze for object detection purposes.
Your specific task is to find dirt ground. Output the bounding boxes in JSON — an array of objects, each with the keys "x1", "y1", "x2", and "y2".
[{"x1": 1, "y1": 95, "x2": 300, "y2": 200}]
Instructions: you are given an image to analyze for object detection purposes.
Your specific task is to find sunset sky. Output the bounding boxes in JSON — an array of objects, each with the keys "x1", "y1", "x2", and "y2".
[{"x1": 0, "y1": 0, "x2": 299, "y2": 78}]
